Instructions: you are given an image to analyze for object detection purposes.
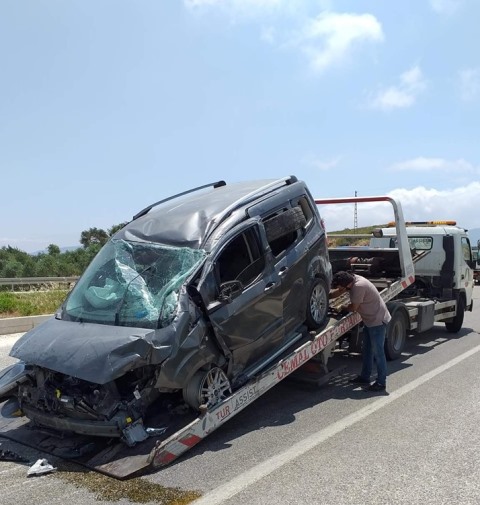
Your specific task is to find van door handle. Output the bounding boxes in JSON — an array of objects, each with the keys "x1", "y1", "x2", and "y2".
[
  {"x1": 264, "y1": 282, "x2": 276, "y2": 292},
  {"x1": 279, "y1": 267, "x2": 288, "y2": 277}
]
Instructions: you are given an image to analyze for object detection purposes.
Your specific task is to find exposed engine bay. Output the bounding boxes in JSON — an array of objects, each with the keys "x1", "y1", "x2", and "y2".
[{"x1": 13, "y1": 365, "x2": 161, "y2": 444}]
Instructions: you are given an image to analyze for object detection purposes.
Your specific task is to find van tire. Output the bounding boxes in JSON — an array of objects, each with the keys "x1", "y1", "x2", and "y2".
[
  {"x1": 182, "y1": 366, "x2": 232, "y2": 411},
  {"x1": 264, "y1": 207, "x2": 306, "y2": 243}
]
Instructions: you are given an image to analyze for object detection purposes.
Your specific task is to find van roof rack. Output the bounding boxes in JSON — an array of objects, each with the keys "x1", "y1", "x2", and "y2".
[{"x1": 132, "y1": 180, "x2": 227, "y2": 221}]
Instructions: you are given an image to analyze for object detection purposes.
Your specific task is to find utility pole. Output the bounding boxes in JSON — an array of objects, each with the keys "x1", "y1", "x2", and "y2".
[{"x1": 354, "y1": 190, "x2": 358, "y2": 233}]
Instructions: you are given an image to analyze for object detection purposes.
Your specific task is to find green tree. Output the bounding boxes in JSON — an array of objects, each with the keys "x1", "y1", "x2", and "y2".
[
  {"x1": 80, "y1": 227, "x2": 109, "y2": 249},
  {"x1": 0, "y1": 246, "x2": 31, "y2": 277},
  {"x1": 35, "y1": 255, "x2": 58, "y2": 277},
  {"x1": 108, "y1": 222, "x2": 129, "y2": 237},
  {"x1": 47, "y1": 244, "x2": 61, "y2": 255},
  {"x1": 21, "y1": 256, "x2": 37, "y2": 277},
  {"x1": 3, "y1": 260, "x2": 23, "y2": 278}
]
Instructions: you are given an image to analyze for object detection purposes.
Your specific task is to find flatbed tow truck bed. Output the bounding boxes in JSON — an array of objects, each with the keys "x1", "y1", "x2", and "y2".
[
  {"x1": 0, "y1": 196, "x2": 415, "y2": 479},
  {"x1": 0, "y1": 285, "x2": 406, "y2": 479},
  {"x1": 0, "y1": 310, "x2": 358, "y2": 479}
]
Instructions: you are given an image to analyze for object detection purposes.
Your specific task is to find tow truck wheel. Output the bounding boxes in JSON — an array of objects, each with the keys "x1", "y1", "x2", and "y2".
[
  {"x1": 183, "y1": 366, "x2": 232, "y2": 411},
  {"x1": 445, "y1": 296, "x2": 465, "y2": 333},
  {"x1": 306, "y1": 277, "x2": 329, "y2": 330},
  {"x1": 384, "y1": 307, "x2": 407, "y2": 360}
]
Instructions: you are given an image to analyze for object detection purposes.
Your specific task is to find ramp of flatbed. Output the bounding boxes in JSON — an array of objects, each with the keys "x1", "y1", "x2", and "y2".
[{"x1": 0, "y1": 400, "x2": 196, "y2": 479}]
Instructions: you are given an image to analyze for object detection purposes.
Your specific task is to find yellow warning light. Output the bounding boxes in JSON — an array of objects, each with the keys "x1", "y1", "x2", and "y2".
[
  {"x1": 387, "y1": 220, "x2": 456, "y2": 227},
  {"x1": 126, "y1": 417, "x2": 132, "y2": 424},
  {"x1": 55, "y1": 389, "x2": 61, "y2": 399}
]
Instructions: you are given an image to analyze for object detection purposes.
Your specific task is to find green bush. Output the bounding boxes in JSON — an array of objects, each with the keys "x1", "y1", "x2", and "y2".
[
  {"x1": 0, "y1": 293, "x2": 16, "y2": 313},
  {"x1": 0, "y1": 290, "x2": 69, "y2": 317}
]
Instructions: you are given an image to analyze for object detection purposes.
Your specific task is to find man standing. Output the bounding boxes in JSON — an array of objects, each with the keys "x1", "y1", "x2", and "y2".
[{"x1": 331, "y1": 271, "x2": 391, "y2": 392}]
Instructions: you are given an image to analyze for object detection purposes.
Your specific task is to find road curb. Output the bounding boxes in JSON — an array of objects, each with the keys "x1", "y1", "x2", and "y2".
[{"x1": 0, "y1": 315, "x2": 52, "y2": 336}]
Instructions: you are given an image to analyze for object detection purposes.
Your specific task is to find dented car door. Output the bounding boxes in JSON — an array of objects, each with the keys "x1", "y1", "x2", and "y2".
[{"x1": 198, "y1": 224, "x2": 284, "y2": 373}]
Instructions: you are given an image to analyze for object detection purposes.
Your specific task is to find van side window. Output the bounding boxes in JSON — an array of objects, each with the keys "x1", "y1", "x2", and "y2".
[
  {"x1": 216, "y1": 227, "x2": 265, "y2": 288},
  {"x1": 297, "y1": 196, "x2": 314, "y2": 227},
  {"x1": 264, "y1": 206, "x2": 307, "y2": 256}
]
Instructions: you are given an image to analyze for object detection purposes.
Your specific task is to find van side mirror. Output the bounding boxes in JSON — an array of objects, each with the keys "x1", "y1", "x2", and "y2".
[{"x1": 218, "y1": 280, "x2": 243, "y2": 303}]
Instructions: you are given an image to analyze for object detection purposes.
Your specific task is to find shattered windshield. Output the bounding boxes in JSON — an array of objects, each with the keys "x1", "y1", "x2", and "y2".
[{"x1": 64, "y1": 239, "x2": 207, "y2": 329}]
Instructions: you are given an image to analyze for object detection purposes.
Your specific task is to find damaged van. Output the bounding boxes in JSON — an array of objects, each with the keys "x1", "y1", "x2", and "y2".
[{"x1": 0, "y1": 176, "x2": 331, "y2": 443}]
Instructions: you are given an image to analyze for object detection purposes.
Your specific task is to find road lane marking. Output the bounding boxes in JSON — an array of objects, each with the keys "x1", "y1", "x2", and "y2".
[{"x1": 192, "y1": 343, "x2": 480, "y2": 505}]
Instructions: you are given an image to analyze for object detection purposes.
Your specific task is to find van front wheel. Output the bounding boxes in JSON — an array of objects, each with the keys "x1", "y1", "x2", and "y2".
[{"x1": 183, "y1": 366, "x2": 232, "y2": 411}]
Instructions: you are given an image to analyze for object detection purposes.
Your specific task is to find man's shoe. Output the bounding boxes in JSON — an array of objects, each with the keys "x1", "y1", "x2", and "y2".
[
  {"x1": 349, "y1": 375, "x2": 370, "y2": 385},
  {"x1": 366, "y1": 381, "x2": 386, "y2": 392}
]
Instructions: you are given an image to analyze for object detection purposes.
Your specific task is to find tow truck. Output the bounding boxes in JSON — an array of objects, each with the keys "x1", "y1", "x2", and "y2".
[
  {"x1": 0, "y1": 196, "x2": 447, "y2": 479},
  {"x1": 366, "y1": 220, "x2": 474, "y2": 358}
]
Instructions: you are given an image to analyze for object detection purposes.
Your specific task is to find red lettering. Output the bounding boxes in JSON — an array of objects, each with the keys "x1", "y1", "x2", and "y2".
[
  {"x1": 277, "y1": 363, "x2": 288, "y2": 380},
  {"x1": 216, "y1": 405, "x2": 231, "y2": 421}
]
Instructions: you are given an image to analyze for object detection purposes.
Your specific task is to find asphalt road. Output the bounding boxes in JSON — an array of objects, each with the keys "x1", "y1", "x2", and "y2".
[{"x1": 1, "y1": 289, "x2": 480, "y2": 505}]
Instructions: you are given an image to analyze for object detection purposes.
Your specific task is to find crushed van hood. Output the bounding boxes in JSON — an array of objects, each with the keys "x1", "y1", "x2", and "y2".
[{"x1": 9, "y1": 317, "x2": 177, "y2": 384}]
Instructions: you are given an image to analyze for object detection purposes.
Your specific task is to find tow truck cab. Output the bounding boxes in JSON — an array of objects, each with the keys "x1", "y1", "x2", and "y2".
[{"x1": 370, "y1": 221, "x2": 474, "y2": 312}]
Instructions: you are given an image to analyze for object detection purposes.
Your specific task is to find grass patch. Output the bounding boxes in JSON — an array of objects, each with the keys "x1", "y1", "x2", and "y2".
[{"x1": 0, "y1": 290, "x2": 69, "y2": 318}]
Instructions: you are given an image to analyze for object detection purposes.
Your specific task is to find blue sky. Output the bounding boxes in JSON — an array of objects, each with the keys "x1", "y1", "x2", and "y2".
[{"x1": 1, "y1": 0, "x2": 479, "y2": 252}]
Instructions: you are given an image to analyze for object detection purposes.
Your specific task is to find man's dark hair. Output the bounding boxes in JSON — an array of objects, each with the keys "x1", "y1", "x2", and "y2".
[{"x1": 332, "y1": 271, "x2": 355, "y2": 288}]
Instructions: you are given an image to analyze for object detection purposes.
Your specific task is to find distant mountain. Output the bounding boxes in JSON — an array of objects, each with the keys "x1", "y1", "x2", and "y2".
[{"x1": 59, "y1": 246, "x2": 80, "y2": 253}]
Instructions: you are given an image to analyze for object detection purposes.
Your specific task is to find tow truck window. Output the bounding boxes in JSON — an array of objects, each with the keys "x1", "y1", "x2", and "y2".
[
  {"x1": 407, "y1": 237, "x2": 433, "y2": 251},
  {"x1": 461, "y1": 237, "x2": 472, "y2": 262}
]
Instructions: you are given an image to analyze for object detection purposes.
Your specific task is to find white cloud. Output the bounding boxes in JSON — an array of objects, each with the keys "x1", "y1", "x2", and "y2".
[
  {"x1": 459, "y1": 68, "x2": 480, "y2": 102},
  {"x1": 303, "y1": 155, "x2": 342, "y2": 171},
  {"x1": 296, "y1": 12, "x2": 384, "y2": 73},
  {"x1": 389, "y1": 157, "x2": 476, "y2": 173},
  {"x1": 184, "y1": 3, "x2": 384, "y2": 74},
  {"x1": 388, "y1": 183, "x2": 480, "y2": 228},
  {"x1": 369, "y1": 65, "x2": 427, "y2": 110},
  {"x1": 429, "y1": 0, "x2": 463, "y2": 14},
  {"x1": 319, "y1": 182, "x2": 480, "y2": 232}
]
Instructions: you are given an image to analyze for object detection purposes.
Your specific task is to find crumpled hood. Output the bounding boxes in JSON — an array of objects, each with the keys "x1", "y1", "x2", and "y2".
[{"x1": 9, "y1": 316, "x2": 179, "y2": 384}]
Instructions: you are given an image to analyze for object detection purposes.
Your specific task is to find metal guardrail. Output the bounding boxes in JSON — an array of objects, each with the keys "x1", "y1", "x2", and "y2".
[{"x1": 0, "y1": 276, "x2": 79, "y2": 288}]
